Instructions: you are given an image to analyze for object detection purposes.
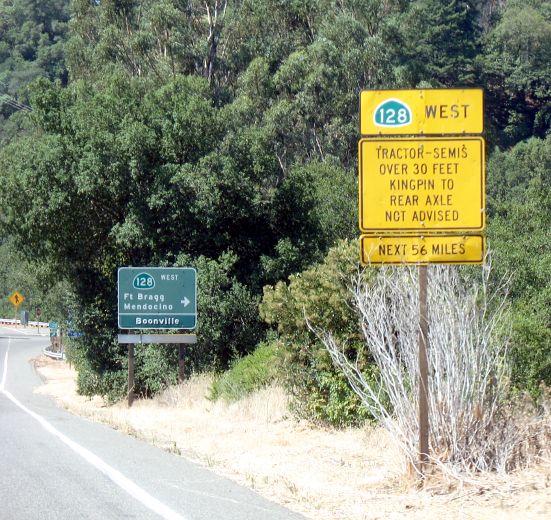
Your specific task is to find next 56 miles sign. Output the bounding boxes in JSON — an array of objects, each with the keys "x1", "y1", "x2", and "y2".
[{"x1": 118, "y1": 267, "x2": 197, "y2": 330}]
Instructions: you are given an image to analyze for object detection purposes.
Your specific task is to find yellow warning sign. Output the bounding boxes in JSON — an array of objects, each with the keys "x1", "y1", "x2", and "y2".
[
  {"x1": 8, "y1": 291, "x2": 25, "y2": 307},
  {"x1": 359, "y1": 137, "x2": 485, "y2": 234},
  {"x1": 360, "y1": 235, "x2": 485, "y2": 265}
]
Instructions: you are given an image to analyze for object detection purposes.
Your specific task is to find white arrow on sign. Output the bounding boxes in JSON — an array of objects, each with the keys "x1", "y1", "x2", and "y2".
[{"x1": 181, "y1": 297, "x2": 190, "y2": 307}]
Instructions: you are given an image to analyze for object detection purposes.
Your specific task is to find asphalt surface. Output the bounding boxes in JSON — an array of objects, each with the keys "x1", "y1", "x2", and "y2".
[{"x1": 0, "y1": 328, "x2": 307, "y2": 520}]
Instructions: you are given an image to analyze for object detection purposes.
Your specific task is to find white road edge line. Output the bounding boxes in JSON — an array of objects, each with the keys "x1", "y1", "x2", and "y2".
[
  {"x1": 0, "y1": 348, "x2": 188, "y2": 520},
  {"x1": 0, "y1": 338, "x2": 9, "y2": 390}
]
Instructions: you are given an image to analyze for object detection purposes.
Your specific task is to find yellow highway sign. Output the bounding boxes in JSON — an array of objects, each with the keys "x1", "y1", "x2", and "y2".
[
  {"x1": 360, "y1": 89, "x2": 483, "y2": 136},
  {"x1": 360, "y1": 235, "x2": 485, "y2": 265},
  {"x1": 8, "y1": 291, "x2": 25, "y2": 307},
  {"x1": 359, "y1": 137, "x2": 485, "y2": 234}
]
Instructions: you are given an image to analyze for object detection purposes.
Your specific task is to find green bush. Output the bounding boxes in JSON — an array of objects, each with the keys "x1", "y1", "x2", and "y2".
[
  {"x1": 63, "y1": 298, "x2": 128, "y2": 403},
  {"x1": 135, "y1": 344, "x2": 179, "y2": 396},
  {"x1": 260, "y1": 239, "x2": 374, "y2": 427},
  {"x1": 67, "y1": 333, "x2": 128, "y2": 404},
  {"x1": 486, "y1": 136, "x2": 551, "y2": 394},
  {"x1": 176, "y1": 251, "x2": 265, "y2": 373},
  {"x1": 75, "y1": 363, "x2": 127, "y2": 404},
  {"x1": 209, "y1": 340, "x2": 280, "y2": 402},
  {"x1": 302, "y1": 369, "x2": 371, "y2": 428},
  {"x1": 510, "y1": 296, "x2": 551, "y2": 396}
]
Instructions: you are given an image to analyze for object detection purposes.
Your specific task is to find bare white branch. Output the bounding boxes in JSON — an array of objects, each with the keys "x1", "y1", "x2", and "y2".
[{"x1": 310, "y1": 262, "x2": 530, "y2": 479}]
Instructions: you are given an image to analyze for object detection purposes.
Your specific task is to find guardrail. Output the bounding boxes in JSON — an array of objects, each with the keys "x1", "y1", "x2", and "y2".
[
  {"x1": 43, "y1": 346, "x2": 65, "y2": 360},
  {"x1": 0, "y1": 318, "x2": 50, "y2": 327}
]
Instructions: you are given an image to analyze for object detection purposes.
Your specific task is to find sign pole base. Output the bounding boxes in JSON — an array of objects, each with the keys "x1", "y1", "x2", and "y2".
[
  {"x1": 418, "y1": 265, "x2": 430, "y2": 481},
  {"x1": 128, "y1": 333, "x2": 135, "y2": 407},
  {"x1": 178, "y1": 344, "x2": 185, "y2": 383}
]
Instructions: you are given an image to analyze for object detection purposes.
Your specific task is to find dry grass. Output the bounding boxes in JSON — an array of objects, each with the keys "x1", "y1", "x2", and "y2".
[{"x1": 33, "y1": 356, "x2": 551, "y2": 520}]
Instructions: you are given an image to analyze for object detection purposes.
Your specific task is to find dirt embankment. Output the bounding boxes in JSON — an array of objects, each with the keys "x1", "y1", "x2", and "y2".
[{"x1": 33, "y1": 356, "x2": 551, "y2": 520}]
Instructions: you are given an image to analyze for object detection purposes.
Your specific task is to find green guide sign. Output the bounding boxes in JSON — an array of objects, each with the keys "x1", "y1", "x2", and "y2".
[{"x1": 118, "y1": 267, "x2": 197, "y2": 330}]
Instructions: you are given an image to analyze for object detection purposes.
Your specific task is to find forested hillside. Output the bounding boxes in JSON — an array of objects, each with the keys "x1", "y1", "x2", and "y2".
[{"x1": 0, "y1": 0, "x2": 549, "y2": 416}]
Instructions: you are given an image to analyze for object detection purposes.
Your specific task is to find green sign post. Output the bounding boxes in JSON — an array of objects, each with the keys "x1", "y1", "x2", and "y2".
[{"x1": 117, "y1": 267, "x2": 197, "y2": 330}]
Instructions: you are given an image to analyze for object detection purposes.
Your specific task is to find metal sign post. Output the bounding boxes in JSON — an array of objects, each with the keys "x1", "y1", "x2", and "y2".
[
  {"x1": 36, "y1": 307, "x2": 42, "y2": 333},
  {"x1": 128, "y1": 332, "x2": 135, "y2": 407},
  {"x1": 179, "y1": 345, "x2": 185, "y2": 383},
  {"x1": 418, "y1": 266, "x2": 429, "y2": 477},
  {"x1": 117, "y1": 333, "x2": 198, "y2": 407}
]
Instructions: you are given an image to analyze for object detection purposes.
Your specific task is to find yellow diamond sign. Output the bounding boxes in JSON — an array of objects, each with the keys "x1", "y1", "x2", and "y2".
[{"x1": 8, "y1": 291, "x2": 25, "y2": 307}]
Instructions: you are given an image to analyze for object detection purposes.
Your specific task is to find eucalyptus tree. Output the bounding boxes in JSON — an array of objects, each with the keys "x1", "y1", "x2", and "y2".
[
  {"x1": 486, "y1": 135, "x2": 551, "y2": 393},
  {"x1": 481, "y1": 0, "x2": 551, "y2": 145},
  {"x1": 0, "y1": 0, "x2": 69, "y2": 127}
]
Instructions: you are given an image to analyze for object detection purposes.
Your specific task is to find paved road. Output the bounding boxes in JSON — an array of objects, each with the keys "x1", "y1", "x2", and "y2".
[{"x1": 0, "y1": 328, "x2": 306, "y2": 520}]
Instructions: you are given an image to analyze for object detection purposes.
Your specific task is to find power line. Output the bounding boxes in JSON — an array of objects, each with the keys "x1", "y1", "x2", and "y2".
[
  {"x1": 0, "y1": 80, "x2": 32, "y2": 112},
  {"x1": 0, "y1": 94, "x2": 32, "y2": 112}
]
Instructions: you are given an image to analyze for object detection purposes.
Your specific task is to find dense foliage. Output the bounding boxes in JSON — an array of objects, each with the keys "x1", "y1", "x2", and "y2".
[
  {"x1": 209, "y1": 339, "x2": 280, "y2": 402},
  {"x1": 0, "y1": 1, "x2": 549, "y2": 414},
  {"x1": 0, "y1": 238, "x2": 73, "y2": 321},
  {"x1": 486, "y1": 136, "x2": 551, "y2": 394},
  {"x1": 260, "y1": 240, "x2": 372, "y2": 426},
  {"x1": 0, "y1": 0, "x2": 69, "y2": 138}
]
